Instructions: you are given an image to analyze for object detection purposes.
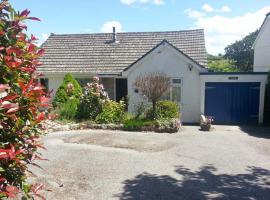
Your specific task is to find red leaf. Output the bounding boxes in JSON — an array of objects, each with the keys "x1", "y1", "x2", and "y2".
[
  {"x1": 37, "y1": 49, "x2": 45, "y2": 56},
  {"x1": 6, "y1": 106, "x2": 19, "y2": 114},
  {"x1": 28, "y1": 17, "x2": 41, "y2": 21},
  {"x1": 20, "y1": 9, "x2": 30, "y2": 17},
  {"x1": 2, "y1": 94, "x2": 18, "y2": 101},
  {"x1": 6, "y1": 186, "x2": 19, "y2": 198},
  {"x1": 31, "y1": 34, "x2": 38, "y2": 41},
  {"x1": 28, "y1": 43, "x2": 36, "y2": 52}
]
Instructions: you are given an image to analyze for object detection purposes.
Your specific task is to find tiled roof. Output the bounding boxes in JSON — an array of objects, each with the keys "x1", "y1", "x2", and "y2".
[{"x1": 39, "y1": 29, "x2": 208, "y2": 74}]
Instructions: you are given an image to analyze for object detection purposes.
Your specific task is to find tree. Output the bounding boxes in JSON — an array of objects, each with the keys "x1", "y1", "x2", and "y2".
[
  {"x1": 207, "y1": 54, "x2": 239, "y2": 72},
  {"x1": 134, "y1": 72, "x2": 170, "y2": 118},
  {"x1": 224, "y1": 30, "x2": 259, "y2": 72},
  {"x1": 0, "y1": 1, "x2": 51, "y2": 198},
  {"x1": 52, "y1": 73, "x2": 82, "y2": 107}
]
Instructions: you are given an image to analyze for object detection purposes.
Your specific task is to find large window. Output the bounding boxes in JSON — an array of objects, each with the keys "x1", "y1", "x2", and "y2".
[{"x1": 161, "y1": 78, "x2": 182, "y2": 103}]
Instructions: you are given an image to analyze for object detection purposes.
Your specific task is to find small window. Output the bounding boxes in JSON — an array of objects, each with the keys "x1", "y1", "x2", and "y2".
[
  {"x1": 40, "y1": 78, "x2": 49, "y2": 92},
  {"x1": 172, "y1": 78, "x2": 181, "y2": 84}
]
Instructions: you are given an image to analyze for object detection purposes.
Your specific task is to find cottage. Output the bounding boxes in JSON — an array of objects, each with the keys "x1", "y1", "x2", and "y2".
[{"x1": 39, "y1": 28, "x2": 267, "y2": 124}]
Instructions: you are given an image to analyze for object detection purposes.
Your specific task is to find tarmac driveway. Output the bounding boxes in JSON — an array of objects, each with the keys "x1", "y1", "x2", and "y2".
[{"x1": 32, "y1": 126, "x2": 270, "y2": 200}]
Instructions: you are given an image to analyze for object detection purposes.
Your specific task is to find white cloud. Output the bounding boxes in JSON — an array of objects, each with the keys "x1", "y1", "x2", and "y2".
[
  {"x1": 185, "y1": 6, "x2": 270, "y2": 55},
  {"x1": 219, "y1": 6, "x2": 231, "y2": 13},
  {"x1": 101, "y1": 21, "x2": 123, "y2": 33},
  {"x1": 184, "y1": 9, "x2": 205, "y2": 19},
  {"x1": 120, "y1": 0, "x2": 164, "y2": 6},
  {"x1": 202, "y1": 4, "x2": 214, "y2": 13},
  {"x1": 37, "y1": 33, "x2": 49, "y2": 46}
]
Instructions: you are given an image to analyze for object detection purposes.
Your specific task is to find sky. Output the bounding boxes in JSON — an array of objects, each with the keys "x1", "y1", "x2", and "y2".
[{"x1": 10, "y1": 0, "x2": 270, "y2": 55}]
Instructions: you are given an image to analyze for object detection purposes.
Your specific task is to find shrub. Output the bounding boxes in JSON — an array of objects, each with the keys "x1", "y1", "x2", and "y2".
[
  {"x1": 123, "y1": 119, "x2": 155, "y2": 131},
  {"x1": 0, "y1": 2, "x2": 50, "y2": 198},
  {"x1": 53, "y1": 73, "x2": 82, "y2": 107},
  {"x1": 96, "y1": 100, "x2": 126, "y2": 124},
  {"x1": 134, "y1": 101, "x2": 147, "y2": 119},
  {"x1": 146, "y1": 100, "x2": 180, "y2": 120},
  {"x1": 77, "y1": 76, "x2": 108, "y2": 120},
  {"x1": 155, "y1": 118, "x2": 181, "y2": 133},
  {"x1": 58, "y1": 98, "x2": 80, "y2": 120}
]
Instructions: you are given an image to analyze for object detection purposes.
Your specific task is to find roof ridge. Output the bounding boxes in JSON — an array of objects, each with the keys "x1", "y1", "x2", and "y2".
[{"x1": 49, "y1": 29, "x2": 204, "y2": 37}]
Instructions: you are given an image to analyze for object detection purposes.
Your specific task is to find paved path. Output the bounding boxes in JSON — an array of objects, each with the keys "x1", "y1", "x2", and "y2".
[{"x1": 32, "y1": 126, "x2": 270, "y2": 200}]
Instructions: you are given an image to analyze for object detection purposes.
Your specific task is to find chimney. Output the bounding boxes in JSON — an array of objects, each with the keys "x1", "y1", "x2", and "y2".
[{"x1": 112, "y1": 27, "x2": 117, "y2": 43}]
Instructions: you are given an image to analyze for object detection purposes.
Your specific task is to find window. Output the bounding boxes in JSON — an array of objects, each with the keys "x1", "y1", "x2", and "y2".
[
  {"x1": 76, "y1": 78, "x2": 90, "y2": 87},
  {"x1": 40, "y1": 78, "x2": 49, "y2": 92},
  {"x1": 161, "y1": 78, "x2": 182, "y2": 103}
]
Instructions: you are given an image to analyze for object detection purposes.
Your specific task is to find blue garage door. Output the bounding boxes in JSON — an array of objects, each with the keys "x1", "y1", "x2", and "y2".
[{"x1": 205, "y1": 82, "x2": 260, "y2": 124}]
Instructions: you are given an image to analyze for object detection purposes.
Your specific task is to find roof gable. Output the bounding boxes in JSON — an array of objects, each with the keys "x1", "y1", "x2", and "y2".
[
  {"x1": 39, "y1": 29, "x2": 208, "y2": 74},
  {"x1": 123, "y1": 40, "x2": 207, "y2": 74},
  {"x1": 253, "y1": 12, "x2": 270, "y2": 48}
]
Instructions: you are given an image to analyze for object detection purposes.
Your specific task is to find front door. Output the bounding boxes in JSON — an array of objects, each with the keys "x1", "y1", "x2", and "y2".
[{"x1": 116, "y1": 79, "x2": 128, "y2": 102}]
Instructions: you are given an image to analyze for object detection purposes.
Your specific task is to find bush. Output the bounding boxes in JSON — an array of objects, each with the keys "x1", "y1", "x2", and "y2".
[
  {"x1": 123, "y1": 119, "x2": 155, "y2": 131},
  {"x1": 0, "y1": 2, "x2": 50, "y2": 198},
  {"x1": 146, "y1": 100, "x2": 180, "y2": 119},
  {"x1": 155, "y1": 118, "x2": 181, "y2": 133},
  {"x1": 53, "y1": 73, "x2": 82, "y2": 107},
  {"x1": 134, "y1": 101, "x2": 147, "y2": 119},
  {"x1": 96, "y1": 100, "x2": 126, "y2": 124},
  {"x1": 77, "y1": 76, "x2": 108, "y2": 120},
  {"x1": 58, "y1": 98, "x2": 80, "y2": 120}
]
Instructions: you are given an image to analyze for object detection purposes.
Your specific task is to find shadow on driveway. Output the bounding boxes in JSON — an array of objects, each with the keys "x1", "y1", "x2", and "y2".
[
  {"x1": 116, "y1": 165, "x2": 270, "y2": 200},
  {"x1": 240, "y1": 126, "x2": 270, "y2": 139}
]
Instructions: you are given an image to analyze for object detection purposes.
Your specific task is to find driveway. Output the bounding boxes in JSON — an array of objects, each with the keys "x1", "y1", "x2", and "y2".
[{"x1": 32, "y1": 126, "x2": 270, "y2": 200}]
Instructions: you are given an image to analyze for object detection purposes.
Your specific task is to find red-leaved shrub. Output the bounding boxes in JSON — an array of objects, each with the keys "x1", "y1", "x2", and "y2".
[{"x1": 0, "y1": 1, "x2": 50, "y2": 199}]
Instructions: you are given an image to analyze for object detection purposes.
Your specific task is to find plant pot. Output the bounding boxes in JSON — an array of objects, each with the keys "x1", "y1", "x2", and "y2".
[{"x1": 200, "y1": 123, "x2": 211, "y2": 131}]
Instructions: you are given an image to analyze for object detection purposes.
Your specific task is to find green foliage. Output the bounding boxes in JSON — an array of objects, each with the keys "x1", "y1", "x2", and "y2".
[
  {"x1": 76, "y1": 76, "x2": 108, "y2": 120},
  {"x1": 96, "y1": 100, "x2": 126, "y2": 124},
  {"x1": 134, "y1": 102, "x2": 147, "y2": 119},
  {"x1": 0, "y1": 2, "x2": 50, "y2": 198},
  {"x1": 224, "y1": 30, "x2": 259, "y2": 72},
  {"x1": 146, "y1": 100, "x2": 180, "y2": 120},
  {"x1": 53, "y1": 73, "x2": 82, "y2": 107},
  {"x1": 58, "y1": 98, "x2": 80, "y2": 120},
  {"x1": 207, "y1": 54, "x2": 239, "y2": 72},
  {"x1": 123, "y1": 119, "x2": 155, "y2": 131},
  {"x1": 155, "y1": 118, "x2": 181, "y2": 133}
]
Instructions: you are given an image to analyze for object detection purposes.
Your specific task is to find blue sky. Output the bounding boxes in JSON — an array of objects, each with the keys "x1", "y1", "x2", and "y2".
[{"x1": 10, "y1": 0, "x2": 270, "y2": 55}]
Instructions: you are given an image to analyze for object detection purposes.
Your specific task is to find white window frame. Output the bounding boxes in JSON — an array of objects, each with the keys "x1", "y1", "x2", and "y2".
[{"x1": 161, "y1": 77, "x2": 183, "y2": 104}]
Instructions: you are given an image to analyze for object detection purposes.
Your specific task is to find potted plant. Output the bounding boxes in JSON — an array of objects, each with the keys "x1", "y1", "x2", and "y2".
[{"x1": 200, "y1": 115, "x2": 214, "y2": 131}]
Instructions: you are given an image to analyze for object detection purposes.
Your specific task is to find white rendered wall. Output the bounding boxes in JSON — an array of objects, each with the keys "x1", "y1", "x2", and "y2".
[
  {"x1": 254, "y1": 16, "x2": 270, "y2": 72},
  {"x1": 123, "y1": 43, "x2": 206, "y2": 123}
]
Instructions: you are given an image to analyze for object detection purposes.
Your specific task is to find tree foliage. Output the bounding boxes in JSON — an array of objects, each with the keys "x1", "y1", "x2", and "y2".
[
  {"x1": 133, "y1": 72, "x2": 170, "y2": 117},
  {"x1": 0, "y1": 1, "x2": 50, "y2": 198},
  {"x1": 207, "y1": 54, "x2": 239, "y2": 72},
  {"x1": 224, "y1": 30, "x2": 259, "y2": 72},
  {"x1": 52, "y1": 73, "x2": 82, "y2": 107}
]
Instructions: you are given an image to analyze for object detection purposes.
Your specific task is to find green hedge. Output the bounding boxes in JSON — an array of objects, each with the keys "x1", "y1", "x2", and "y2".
[
  {"x1": 146, "y1": 100, "x2": 180, "y2": 119},
  {"x1": 53, "y1": 73, "x2": 82, "y2": 107}
]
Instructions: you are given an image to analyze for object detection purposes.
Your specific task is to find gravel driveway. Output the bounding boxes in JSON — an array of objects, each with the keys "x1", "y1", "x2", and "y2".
[{"x1": 31, "y1": 126, "x2": 270, "y2": 200}]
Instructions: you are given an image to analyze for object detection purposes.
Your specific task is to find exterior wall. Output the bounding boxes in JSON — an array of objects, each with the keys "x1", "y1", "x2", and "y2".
[
  {"x1": 254, "y1": 16, "x2": 270, "y2": 72},
  {"x1": 200, "y1": 74, "x2": 268, "y2": 123},
  {"x1": 123, "y1": 43, "x2": 206, "y2": 123}
]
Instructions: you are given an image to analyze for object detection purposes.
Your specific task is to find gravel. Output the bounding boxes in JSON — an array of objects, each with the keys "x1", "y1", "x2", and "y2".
[{"x1": 30, "y1": 126, "x2": 270, "y2": 200}]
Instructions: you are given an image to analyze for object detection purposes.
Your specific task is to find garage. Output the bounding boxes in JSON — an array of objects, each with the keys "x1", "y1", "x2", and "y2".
[
  {"x1": 200, "y1": 72, "x2": 268, "y2": 124},
  {"x1": 205, "y1": 82, "x2": 260, "y2": 124}
]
